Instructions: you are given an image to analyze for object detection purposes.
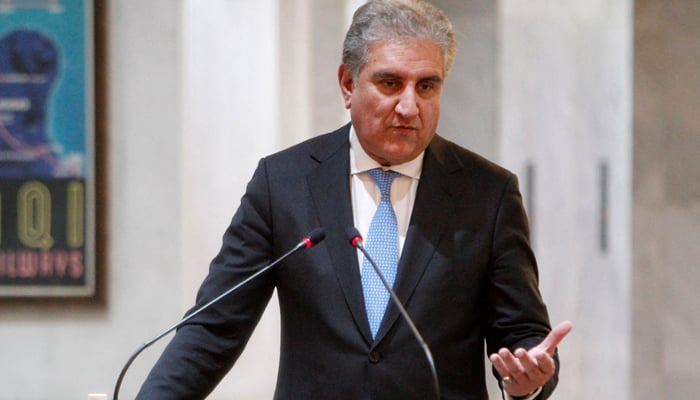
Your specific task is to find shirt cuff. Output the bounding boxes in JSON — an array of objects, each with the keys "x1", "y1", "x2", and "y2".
[{"x1": 503, "y1": 386, "x2": 542, "y2": 400}]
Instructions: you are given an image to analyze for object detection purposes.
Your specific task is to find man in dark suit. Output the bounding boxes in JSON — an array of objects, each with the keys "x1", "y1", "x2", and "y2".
[{"x1": 137, "y1": 0, "x2": 571, "y2": 399}]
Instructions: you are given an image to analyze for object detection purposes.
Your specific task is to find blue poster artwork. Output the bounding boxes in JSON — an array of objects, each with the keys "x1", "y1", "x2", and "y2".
[
  {"x1": 0, "y1": 0, "x2": 95, "y2": 297},
  {"x1": 0, "y1": 0, "x2": 89, "y2": 177}
]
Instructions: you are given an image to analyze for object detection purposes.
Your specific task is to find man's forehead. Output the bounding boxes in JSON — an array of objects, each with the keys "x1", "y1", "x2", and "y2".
[{"x1": 363, "y1": 38, "x2": 445, "y2": 77}]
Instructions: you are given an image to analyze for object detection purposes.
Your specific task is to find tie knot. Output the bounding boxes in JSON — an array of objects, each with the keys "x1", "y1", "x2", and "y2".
[{"x1": 368, "y1": 168, "x2": 400, "y2": 198}]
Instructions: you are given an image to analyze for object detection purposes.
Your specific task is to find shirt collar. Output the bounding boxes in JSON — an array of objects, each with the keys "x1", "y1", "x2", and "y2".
[{"x1": 349, "y1": 125, "x2": 423, "y2": 180}]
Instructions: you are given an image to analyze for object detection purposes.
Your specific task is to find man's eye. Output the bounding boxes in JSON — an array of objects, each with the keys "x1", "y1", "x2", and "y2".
[
  {"x1": 383, "y1": 80, "x2": 397, "y2": 88},
  {"x1": 419, "y1": 83, "x2": 434, "y2": 91}
]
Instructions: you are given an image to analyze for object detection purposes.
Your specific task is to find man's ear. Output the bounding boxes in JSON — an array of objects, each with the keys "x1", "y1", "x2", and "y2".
[{"x1": 338, "y1": 64, "x2": 353, "y2": 109}]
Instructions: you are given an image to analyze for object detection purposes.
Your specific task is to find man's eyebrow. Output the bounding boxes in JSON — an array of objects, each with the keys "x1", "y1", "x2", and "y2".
[
  {"x1": 372, "y1": 71, "x2": 403, "y2": 80},
  {"x1": 420, "y1": 75, "x2": 443, "y2": 84},
  {"x1": 371, "y1": 72, "x2": 444, "y2": 83}
]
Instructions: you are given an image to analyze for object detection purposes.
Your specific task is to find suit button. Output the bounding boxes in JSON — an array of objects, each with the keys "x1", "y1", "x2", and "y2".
[{"x1": 368, "y1": 350, "x2": 381, "y2": 363}]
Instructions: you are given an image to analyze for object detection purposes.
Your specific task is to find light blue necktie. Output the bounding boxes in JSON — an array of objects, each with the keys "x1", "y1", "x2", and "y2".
[{"x1": 362, "y1": 168, "x2": 400, "y2": 339}]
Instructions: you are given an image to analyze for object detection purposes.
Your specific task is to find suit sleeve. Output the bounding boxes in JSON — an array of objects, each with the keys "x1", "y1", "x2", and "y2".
[
  {"x1": 136, "y1": 159, "x2": 277, "y2": 399},
  {"x1": 483, "y1": 173, "x2": 559, "y2": 400}
]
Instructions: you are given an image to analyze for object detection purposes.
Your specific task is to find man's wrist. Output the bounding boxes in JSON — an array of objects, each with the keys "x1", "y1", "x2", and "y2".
[{"x1": 504, "y1": 386, "x2": 541, "y2": 400}]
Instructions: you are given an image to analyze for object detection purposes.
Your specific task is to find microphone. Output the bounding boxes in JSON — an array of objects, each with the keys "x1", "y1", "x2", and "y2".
[
  {"x1": 113, "y1": 228, "x2": 326, "y2": 400},
  {"x1": 346, "y1": 227, "x2": 440, "y2": 400}
]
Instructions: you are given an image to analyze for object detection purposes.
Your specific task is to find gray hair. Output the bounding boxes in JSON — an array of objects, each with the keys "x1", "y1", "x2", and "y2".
[{"x1": 342, "y1": 0, "x2": 457, "y2": 80}]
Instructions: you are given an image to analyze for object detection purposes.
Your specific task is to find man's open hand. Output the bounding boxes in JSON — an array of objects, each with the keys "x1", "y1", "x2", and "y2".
[{"x1": 489, "y1": 320, "x2": 573, "y2": 397}]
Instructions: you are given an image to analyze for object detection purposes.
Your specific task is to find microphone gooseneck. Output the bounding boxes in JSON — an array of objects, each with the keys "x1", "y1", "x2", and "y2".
[
  {"x1": 113, "y1": 228, "x2": 326, "y2": 400},
  {"x1": 345, "y1": 227, "x2": 440, "y2": 400}
]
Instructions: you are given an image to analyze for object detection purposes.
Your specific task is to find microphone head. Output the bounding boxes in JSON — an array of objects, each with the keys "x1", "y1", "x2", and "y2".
[
  {"x1": 345, "y1": 227, "x2": 363, "y2": 248},
  {"x1": 303, "y1": 228, "x2": 326, "y2": 248}
]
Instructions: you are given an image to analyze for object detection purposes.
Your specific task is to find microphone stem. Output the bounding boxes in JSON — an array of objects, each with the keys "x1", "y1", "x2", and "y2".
[
  {"x1": 356, "y1": 243, "x2": 441, "y2": 400},
  {"x1": 113, "y1": 240, "x2": 307, "y2": 400}
]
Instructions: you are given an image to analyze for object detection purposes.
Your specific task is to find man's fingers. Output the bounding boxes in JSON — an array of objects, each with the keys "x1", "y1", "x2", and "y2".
[
  {"x1": 538, "y1": 320, "x2": 573, "y2": 354},
  {"x1": 533, "y1": 351, "x2": 556, "y2": 375},
  {"x1": 489, "y1": 352, "x2": 510, "y2": 380},
  {"x1": 515, "y1": 348, "x2": 537, "y2": 370}
]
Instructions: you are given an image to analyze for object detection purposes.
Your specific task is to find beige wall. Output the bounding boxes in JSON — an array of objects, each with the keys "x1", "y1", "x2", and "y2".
[{"x1": 633, "y1": 1, "x2": 700, "y2": 398}]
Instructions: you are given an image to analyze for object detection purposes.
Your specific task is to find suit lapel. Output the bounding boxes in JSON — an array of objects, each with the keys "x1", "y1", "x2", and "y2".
[
  {"x1": 374, "y1": 135, "x2": 462, "y2": 343},
  {"x1": 307, "y1": 125, "x2": 374, "y2": 344}
]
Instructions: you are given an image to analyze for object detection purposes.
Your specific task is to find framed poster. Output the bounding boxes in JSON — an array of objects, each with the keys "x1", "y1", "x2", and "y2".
[{"x1": 0, "y1": 0, "x2": 100, "y2": 298}]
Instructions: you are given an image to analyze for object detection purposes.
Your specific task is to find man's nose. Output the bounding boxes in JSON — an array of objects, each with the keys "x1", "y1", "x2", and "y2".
[{"x1": 394, "y1": 88, "x2": 419, "y2": 119}]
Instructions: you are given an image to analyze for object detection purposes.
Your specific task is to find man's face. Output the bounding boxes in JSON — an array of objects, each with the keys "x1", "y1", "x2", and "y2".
[{"x1": 339, "y1": 38, "x2": 444, "y2": 166}]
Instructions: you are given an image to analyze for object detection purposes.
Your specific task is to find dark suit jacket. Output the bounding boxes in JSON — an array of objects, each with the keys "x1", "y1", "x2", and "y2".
[{"x1": 137, "y1": 124, "x2": 557, "y2": 399}]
